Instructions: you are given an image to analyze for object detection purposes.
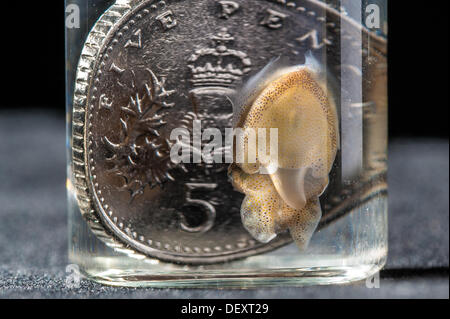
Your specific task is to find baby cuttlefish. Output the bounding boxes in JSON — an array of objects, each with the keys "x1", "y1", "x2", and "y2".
[{"x1": 229, "y1": 53, "x2": 339, "y2": 249}]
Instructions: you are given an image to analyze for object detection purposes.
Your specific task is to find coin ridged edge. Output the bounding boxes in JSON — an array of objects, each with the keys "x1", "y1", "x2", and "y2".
[{"x1": 72, "y1": 2, "x2": 150, "y2": 262}]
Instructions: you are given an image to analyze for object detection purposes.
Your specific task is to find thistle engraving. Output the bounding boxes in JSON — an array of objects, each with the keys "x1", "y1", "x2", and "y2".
[{"x1": 103, "y1": 69, "x2": 178, "y2": 200}]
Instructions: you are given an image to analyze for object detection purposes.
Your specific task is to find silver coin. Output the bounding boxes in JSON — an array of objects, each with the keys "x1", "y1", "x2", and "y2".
[{"x1": 72, "y1": 0, "x2": 387, "y2": 264}]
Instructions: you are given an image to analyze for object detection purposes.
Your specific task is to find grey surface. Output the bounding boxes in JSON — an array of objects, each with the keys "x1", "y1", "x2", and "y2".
[
  {"x1": 388, "y1": 140, "x2": 449, "y2": 269},
  {"x1": 0, "y1": 111, "x2": 448, "y2": 298}
]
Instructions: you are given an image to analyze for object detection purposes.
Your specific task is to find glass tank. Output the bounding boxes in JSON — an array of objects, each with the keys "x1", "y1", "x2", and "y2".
[{"x1": 65, "y1": 0, "x2": 388, "y2": 287}]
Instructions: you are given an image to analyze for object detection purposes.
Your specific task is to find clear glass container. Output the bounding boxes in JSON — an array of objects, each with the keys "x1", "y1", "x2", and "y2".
[{"x1": 66, "y1": 0, "x2": 388, "y2": 287}]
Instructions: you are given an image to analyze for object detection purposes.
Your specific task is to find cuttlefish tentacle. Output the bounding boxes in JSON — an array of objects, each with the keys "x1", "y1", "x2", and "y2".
[
  {"x1": 230, "y1": 164, "x2": 279, "y2": 243},
  {"x1": 278, "y1": 199, "x2": 322, "y2": 249},
  {"x1": 229, "y1": 54, "x2": 339, "y2": 250}
]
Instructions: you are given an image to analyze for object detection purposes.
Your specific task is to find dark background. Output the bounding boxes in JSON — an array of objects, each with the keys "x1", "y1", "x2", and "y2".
[
  {"x1": 0, "y1": 1, "x2": 447, "y2": 139},
  {"x1": 0, "y1": 1, "x2": 448, "y2": 139}
]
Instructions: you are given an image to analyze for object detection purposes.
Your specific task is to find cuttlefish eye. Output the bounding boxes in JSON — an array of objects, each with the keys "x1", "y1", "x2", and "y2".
[{"x1": 229, "y1": 54, "x2": 339, "y2": 249}]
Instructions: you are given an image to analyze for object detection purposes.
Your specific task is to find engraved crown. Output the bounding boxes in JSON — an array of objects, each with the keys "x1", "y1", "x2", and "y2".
[{"x1": 188, "y1": 28, "x2": 251, "y2": 94}]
